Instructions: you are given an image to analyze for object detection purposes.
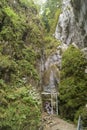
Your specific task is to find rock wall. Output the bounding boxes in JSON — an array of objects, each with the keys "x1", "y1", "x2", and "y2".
[
  {"x1": 41, "y1": 49, "x2": 61, "y2": 93},
  {"x1": 55, "y1": 0, "x2": 87, "y2": 49}
]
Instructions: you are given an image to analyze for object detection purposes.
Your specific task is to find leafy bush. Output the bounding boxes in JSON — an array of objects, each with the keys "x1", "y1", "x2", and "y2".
[
  {"x1": 0, "y1": 85, "x2": 41, "y2": 130},
  {"x1": 0, "y1": 0, "x2": 43, "y2": 129},
  {"x1": 59, "y1": 45, "x2": 87, "y2": 123},
  {"x1": 42, "y1": 0, "x2": 61, "y2": 33},
  {"x1": 44, "y1": 35, "x2": 60, "y2": 56}
]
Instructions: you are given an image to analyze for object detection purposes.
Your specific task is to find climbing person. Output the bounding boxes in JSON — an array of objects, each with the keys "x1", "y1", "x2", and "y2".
[
  {"x1": 45, "y1": 102, "x2": 53, "y2": 114},
  {"x1": 45, "y1": 102, "x2": 49, "y2": 114},
  {"x1": 49, "y1": 103, "x2": 53, "y2": 114}
]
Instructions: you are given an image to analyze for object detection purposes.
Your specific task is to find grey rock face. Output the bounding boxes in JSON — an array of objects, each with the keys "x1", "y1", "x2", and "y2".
[
  {"x1": 45, "y1": 52, "x2": 61, "y2": 70},
  {"x1": 55, "y1": 0, "x2": 87, "y2": 48},
  {"x1": 41, "y1": 42, "x2": 70, "y2": 93},
  {"x1": 41, "y1": 49, "x2": 61, "y2": 93},
  {"x1": 55, "y1": 0, "x2": 75, "y2": 45},
  {"x1": 81, "y1": 47, "x2": 87, "y2": 59}
]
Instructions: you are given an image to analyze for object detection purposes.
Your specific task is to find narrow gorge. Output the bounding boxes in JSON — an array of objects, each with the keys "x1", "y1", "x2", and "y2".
[{"x1": 0, "y1": 0, "x2": 87, "y2": 130}]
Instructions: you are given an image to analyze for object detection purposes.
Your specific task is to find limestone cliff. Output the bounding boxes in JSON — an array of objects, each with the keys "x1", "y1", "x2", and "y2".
[{"x1": 55, "y1": 0, "x2": 87, "y2": 49}]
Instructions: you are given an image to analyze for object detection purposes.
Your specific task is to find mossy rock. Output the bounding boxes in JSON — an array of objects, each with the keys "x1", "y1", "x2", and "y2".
[{"x1": 42, "y1": 64, "x2": 60, "y2": 86}]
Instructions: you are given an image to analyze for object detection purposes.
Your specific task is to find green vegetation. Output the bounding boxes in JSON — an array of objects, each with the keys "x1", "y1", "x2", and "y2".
[
  {"x1": 0, "y1": 0, "x2": 43, "y2": 129},
  {"x1": 0, "y1": 0, "x2": 61, "y2": 128},
  {"x1": 44, "y1": 35, "x2": 60, "y2": 56},
  {"x1": 0, "y1": 0, "x2": 87, "y2": 129},
  {"x1": 0, "y1": 85, "x2": 41, "y2": 130},
  {"x1": 59, "y1": 45, "x2": 87, "y2": 126},
  {"x1": 41, "y1": 0, "x2": 61, "y2": 60},
  {"x1": 42, "y1": 0, "x2": 61, "y2": 33}
]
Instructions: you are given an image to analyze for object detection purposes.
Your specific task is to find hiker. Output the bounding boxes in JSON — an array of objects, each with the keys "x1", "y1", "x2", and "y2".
[{"x1": 45, "y1": 102, "x2": 52, "y2": 114}]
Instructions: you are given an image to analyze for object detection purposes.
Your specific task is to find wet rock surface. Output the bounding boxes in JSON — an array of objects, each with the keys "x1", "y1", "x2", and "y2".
[{"x1": 41, "y1": 47, "x2": 61, "y2": 93}]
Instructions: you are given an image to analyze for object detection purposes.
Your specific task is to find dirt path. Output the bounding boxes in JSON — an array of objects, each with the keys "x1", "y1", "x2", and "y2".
[{"x1": 42, "y1": 113, "x2": 76, "y2": 130}]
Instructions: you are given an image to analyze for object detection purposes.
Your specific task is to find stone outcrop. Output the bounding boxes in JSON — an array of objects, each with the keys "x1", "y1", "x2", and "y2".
[
  {"x1": 55, "y1": 0, "x2": 87, "y2": 49},
  {"x1": 41, "y1": 49, "x2": 61, "y2": 93}
]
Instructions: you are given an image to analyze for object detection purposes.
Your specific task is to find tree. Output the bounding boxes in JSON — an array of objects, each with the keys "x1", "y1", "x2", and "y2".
[
  {"x1": 59, "y1": 45, "x2": 87, "y2": 124},
  {"x1": 42, "y1": 0, "x2": 61, "y2": 33}
]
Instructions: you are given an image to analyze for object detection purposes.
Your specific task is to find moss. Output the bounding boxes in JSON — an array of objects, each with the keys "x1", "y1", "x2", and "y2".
[
  {"x1": 42, "y1": 64, "x2": 60, "y2": 86},
  {"x1": 50, "y1": 64, "x2": 60, "y2": 79},
  {"x1": 42, "y1": 69, "x2": 50, "y2": 85}
]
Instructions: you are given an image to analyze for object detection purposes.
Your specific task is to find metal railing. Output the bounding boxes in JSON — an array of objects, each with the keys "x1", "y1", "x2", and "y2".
[{"x1": 77, "y1": 116, "x2": 87, "y2": 130}]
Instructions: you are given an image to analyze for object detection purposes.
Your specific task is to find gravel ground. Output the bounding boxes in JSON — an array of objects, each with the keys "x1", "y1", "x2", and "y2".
[{"x1": 42, "y1": 113, "x2": 76, "y2": 130}]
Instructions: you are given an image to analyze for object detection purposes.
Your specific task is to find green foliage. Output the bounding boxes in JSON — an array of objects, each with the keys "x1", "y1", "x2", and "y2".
[
  {"x1": 26, "y1": 23, "x2": 43, "y2": 46},
  {"x1": 0, "y1": 6, "x2": 26, "y2": 41},
  {"x1": 22, "y1": 46, "x2": 37, "y2": 64},
  {"x1": 42, "y1": 0, "x2": 61, "y2": 33},
  {"x1": 19, "y1": 0, "x2": 38, "y2": 14},
  {"x1": 0, "y1": 53, "x2": 16, "y2": 69},
  {"x1": 4, "y1": 7, "x2": 19, "y2": 22},
  {"x1": 0, "y1": 85, "x2": 41, "y2": 130},
  {"x1": 59, "y1": 45, "x2": 87, "y2": 125},
  {"x1": 20, "y1": 0, "x2": 32, "y2": 6},
  {"x1": 44, "y1": 35, "x2": 60, "y2": 56},
  {"x1": 0, "y1": 0, "x2": 43, "y2": 129},
  {"x1": 0, "y1": 0, "x2": 43, "y2": 82},
  {"x1": 17, "y1": 59, "x2": 39, "y2": 81},
  {"x1": 61, "y1": 45, "x2": 86, "y2": 78},
  {"x1": 74, "y1": 107, "x2": 87, "y2": 126}
]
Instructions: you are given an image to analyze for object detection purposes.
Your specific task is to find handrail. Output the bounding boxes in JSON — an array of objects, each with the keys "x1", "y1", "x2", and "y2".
[{"x1": 77, "y1": 116, "x2": 83, "y2": 130}]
